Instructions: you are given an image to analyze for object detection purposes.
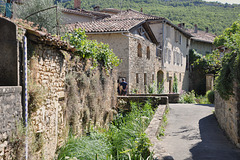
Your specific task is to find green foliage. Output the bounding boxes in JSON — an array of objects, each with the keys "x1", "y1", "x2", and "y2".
[
  {"x1": 190, "y1": 49, "x2": 222, "y2": 74},
  {"x1": 58, "y1": 101, "x2": 154, "y2": 160},
  {"x1": 108, "y1": 101, "x2": 154, "y2": 159},
  {"x1": 179, "y1": 90, "x2": 196, "y2": 104},
  {"x1": 173, "y1": 75, "x2": 178, "y2": 93},
  {"x1": 158, "y1": 107, "x2": 169, "y2": 138},
  {"x1": 157, "y1": 79, "x2": 164, "y2": 94},
  {"x1": 58, "y1": 132, "x2": 112, "y2": 160},
  {"x1": 60, "y1": 0, "x2": 240, "y2": 35},
  {"x1": 206, "y1": 90, "x2": 214, "y2": 104},
  {"x1": 15, "y1": 0, "x2": 62, "y2": 34},
  {"x1": 195, "y1": 95, "x2": 210, "y2": 104},
  {"x1": 62, "y1": 28, "x2": 120, "y2": 73},
  {"x1": 215, "y1": 18, "x2": 240, "y2": 100}
]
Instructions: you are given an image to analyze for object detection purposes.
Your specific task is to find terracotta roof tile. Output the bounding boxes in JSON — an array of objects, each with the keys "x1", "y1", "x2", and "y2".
[
  {"x1": 186, "y1": 29, "x2": 216, "y2": 43},
  {"x1": 67, "y1": 9, "x2": 163, "y2": 33},
  {"x1": 62, "y1": 8, "x2": 111, "y2": 19},
  {"x1": 67, "y1": 18, "x2": 145, "y2": 33}
]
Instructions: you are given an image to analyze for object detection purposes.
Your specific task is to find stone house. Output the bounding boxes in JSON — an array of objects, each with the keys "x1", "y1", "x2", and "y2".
[
  {"x1": 185, "y1": 24, "x2": 216, "y2": 55},
  {"x1": 68, "y1": 9, "x2": 192, "y2": 93}
]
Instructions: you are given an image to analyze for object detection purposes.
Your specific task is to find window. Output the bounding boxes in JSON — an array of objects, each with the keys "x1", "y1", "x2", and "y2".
[
  {"x1": 168, "y1": 49, "x2": 171, "y2": 64},
  {"x1": 136, "y1": 73, "x2": 139, "y2": 84},
  {"x1": 186, "y1": 39, "x2": 189, "y2": 48},
  {"x1": 175, "y1": 30, "x2": 178, "y2": 42},
  {"x1": 138, "y1": 43, "x2": 142, "y2": 57},
  {"x1": 152, "y1": 74, "x2": 154, "y2": 83},
  {"x1": 144, "y1": 73, "x2": 147, "y2": 85},
  {"x1": 186, "y1": 55, "x2": 189, "y2": 70},
  {"x1": 147, "y1": 46, "x2": 150, "y2": 59},
  {"x1": 179, "y1": 35, "x2": 182, "y2": 45},
  {"x1": 179, "y1": 73, "x2": 182, "y2": 82}
]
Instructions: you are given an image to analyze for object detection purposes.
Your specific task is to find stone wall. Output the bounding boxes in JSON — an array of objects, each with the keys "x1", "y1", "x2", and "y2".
[
  {"x1": 215, "y1": 88, "x2": 240, "y2": 148},
  {"x1": 26, "y1": 40, "x2": 118, "y2": 160},
  {"x1": 0, "y1": 86, "x2": 22, "y2": 160},
  {"x1": 190, "y1": 40, "x2": 214, "y2": 56}
]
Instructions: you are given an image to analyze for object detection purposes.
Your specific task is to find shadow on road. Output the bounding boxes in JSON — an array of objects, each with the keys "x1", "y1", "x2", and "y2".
[
  {"x1": 195, "y1": 104, "x2": 214, "y2": 108},
  {"x1": 185, "y1": 114, "x2": 240, "y2": 160}
]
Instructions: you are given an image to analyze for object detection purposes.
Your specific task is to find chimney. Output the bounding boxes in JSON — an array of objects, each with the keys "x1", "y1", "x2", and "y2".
[
  {"x1": 206, "y1": 27, "x2": 209, "y2": 33},
  {"x1": 74, "y1": 0, "x2": 81, "y2": 9},
  {"x1": 140, "y1": 8, "x2": 143, "y2": 12},
  {"x1": 178, "y1": 23, "x2": 185, "y2": 29},
  {"x1": 194, "y1": 24, "x2": 198, "y2": 33},
  {"x1": 93, "y1": 6, "x2": 100, "y2": 11}
]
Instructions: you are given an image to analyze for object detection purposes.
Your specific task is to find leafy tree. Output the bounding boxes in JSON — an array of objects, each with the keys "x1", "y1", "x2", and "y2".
[
  {"x1": 15, "y1": 0, "x2": 62, "y2": 34},
  {"x1": 215, "y1": 18, "x2": 240, "y2": 100},
  {"x1": 62, "y1": 28, "x2": 121, "y2": 72}
]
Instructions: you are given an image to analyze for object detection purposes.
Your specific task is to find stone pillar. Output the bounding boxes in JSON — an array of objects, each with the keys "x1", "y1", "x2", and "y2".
[{"x1": 206, "y1": 74, "x2": 214, "y2": 91}]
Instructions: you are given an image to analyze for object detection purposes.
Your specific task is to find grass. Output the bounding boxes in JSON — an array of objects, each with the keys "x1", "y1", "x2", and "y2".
[
  {"x1": 158, "y1": 107, "x2": 169, "y2": 138},
  {"x1": 57, "y1": 101, "x2": 155, "y2": 160}
]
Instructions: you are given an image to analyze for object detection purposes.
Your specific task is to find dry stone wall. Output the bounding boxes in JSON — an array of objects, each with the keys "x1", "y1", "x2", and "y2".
[
  {"x1": 215, "y1": 87, "x2": 240, "y2": 148},
  {"x1": 27, "y1": 40, "x2": 117, "y2": 160},
  {"x1": 0, "y1": 86, "x2": 22, "y2": 160}
]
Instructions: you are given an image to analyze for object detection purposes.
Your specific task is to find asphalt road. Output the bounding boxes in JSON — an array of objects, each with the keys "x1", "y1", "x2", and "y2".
[{"x1": 160, "y1": 104, "x2": 240, "y2": 160}]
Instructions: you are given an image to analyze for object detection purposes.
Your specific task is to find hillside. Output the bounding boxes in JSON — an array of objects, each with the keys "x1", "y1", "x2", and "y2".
[{"x1": 62, "y1": 0, "x2": 240, "y2": 35}]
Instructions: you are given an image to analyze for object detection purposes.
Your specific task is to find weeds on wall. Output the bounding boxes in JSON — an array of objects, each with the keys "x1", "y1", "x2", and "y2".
[
  {"x1": 158, "y1": 107, "x2": 169, "y2": 138},
  {"x1": 57, "y1": 101, "x2": 155, "y2": 160},
  {"x1": 27, "y1": 70, "x2": 48, "y2": 116},
  {"x1": 157, "y1": 79, "x2": 164, "y2": 94},
  {"x1": 173, "y1": 76, "x2": 178, "y2": 93}
]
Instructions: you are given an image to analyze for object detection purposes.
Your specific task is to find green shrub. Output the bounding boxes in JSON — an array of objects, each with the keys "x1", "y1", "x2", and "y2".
[
  {"x1": 58, "y1": 101, "x2": 155, "y2": 160},
  {"x1": 173, "y1": 76, "x2": 178, "y2": 93},
  {"x1": 157, "y1": 79, "x2": 164, "y2": 94},
  {"x1": 179, "y1": 90, "x2": 196, "y2": 104},
  {"x1": 206, "y1": 90, "x2": 215, "y2": 104},
  {"x1": 58, "y1": 132, "x2": 112, "y2": 160}
]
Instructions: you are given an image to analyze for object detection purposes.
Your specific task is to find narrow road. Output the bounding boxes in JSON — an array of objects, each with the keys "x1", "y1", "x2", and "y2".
[{"x1": 160, "y1": 104, "x2": 240, "y2": 160}]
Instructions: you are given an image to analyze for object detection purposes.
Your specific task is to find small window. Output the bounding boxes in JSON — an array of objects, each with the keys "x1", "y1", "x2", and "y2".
[
  {"x1": 179, "y1": 35, "x2": 182, "y2": 45},
  {"x1": 138, "y1": 43, "x2": 142, "y2": 57},
  {"x1": 144, "y1": 73, "x2": 147, "y2": 85},
  {"x1": 179, "y1": 73, "x2": 182, "y2": 82},
  {"x1": 147, "y1": 46, "x2": 150, "y2": 59},
  {"x1": 186, "y1": 55, "x2": 189, "y2": 70},
  {"x1": 152, "y1": 74, "x2": 154, "y2": 83},
  {"x1": 175, "y1": 30, "x2": 178, "y2": 42},
  {"x1": 136, "y1": 73, "x2": 139, "y2": 84},
  {"x1": 186, "y1": 39, "x2": 189, "y2": 48}
]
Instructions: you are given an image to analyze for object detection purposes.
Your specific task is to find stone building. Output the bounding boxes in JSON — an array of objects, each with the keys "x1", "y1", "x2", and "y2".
[
  {"x1": 185, "y1": 24, "x2": 216, "y2": 55},
  {"x1": 68, "y1": 9, "x2": 192, "y2": 93}
]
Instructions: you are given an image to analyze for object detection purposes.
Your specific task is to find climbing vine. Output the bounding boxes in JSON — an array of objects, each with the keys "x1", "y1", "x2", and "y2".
[
  {"x1": 214, "y1": 18, "x2": 240, "y2": 100},
  {"x1": 62, "y1": 28, "x2": 121, "y2": 73}
]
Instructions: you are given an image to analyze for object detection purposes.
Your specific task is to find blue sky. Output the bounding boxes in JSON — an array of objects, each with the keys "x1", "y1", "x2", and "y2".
[{"x1": 204, "y1": 0, "x2": 240, "y2": 4}]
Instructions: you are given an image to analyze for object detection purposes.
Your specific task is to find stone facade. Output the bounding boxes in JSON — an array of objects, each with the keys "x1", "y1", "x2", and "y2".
[
  {"x1": 190, "y1": 41, "x2": 214, "y2": 56},
  {"x1": 25, "y1": 39, "x2": 118, "y2": 159},
  {"x1": 150, "y1": 23, "x2": 190, "y2": 93},
  {"x1": 215, "y1": 87, "x2": 240, "y2": 148},
  {"x1": 0, "y1": 86, "x2": 22, "y2": 160}
]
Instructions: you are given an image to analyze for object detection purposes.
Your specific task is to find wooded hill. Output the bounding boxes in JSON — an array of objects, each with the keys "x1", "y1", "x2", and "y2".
[
  {"x1": 62, "y1": 0, "x2": 240, "y2": 35},
  {"x1": 0, "y1": 0, "x2": 239, "y2": 35}
]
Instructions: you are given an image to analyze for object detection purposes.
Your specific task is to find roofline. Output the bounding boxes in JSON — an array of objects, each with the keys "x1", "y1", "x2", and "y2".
[
  {"x1": 191, "y1": 38, "x2": 214, "y2": 44},
  {"x1": 164, "y1": 20, "x2": 193, "y2": 38},
  {"x1": 85, "y1": 31, "x2": 129, "y2": 34}
]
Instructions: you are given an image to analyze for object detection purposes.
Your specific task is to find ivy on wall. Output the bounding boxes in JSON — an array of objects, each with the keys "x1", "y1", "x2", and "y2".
[{"x1": 214, "y1": 18, "x2": 240, "y2": 100}]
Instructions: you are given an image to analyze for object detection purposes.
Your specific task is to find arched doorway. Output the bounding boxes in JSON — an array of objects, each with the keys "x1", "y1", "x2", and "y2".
[{"x1": 157, "y1": 70, "x2": 164, "y2": 89}]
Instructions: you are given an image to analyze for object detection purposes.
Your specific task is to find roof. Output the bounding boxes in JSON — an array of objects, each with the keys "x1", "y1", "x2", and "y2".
[
  {"x1": 67, "y1": 9, "x2": 163, "y2": 33},
  {"x1": 107, "y1": 9, "x2": 161, "y2": 20},
  {"x1": 62, "y1": 8, "x2": 111, "y2": 20},
  {"x1": 186, "y1": 29, "x2": 216, "y2": 43},
  {"x1": 99, "y1": 8, "x2": 121, "y2": 14},
  {"x1": 67, "y1": 18, "x2": 145, "y2": 33}
]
